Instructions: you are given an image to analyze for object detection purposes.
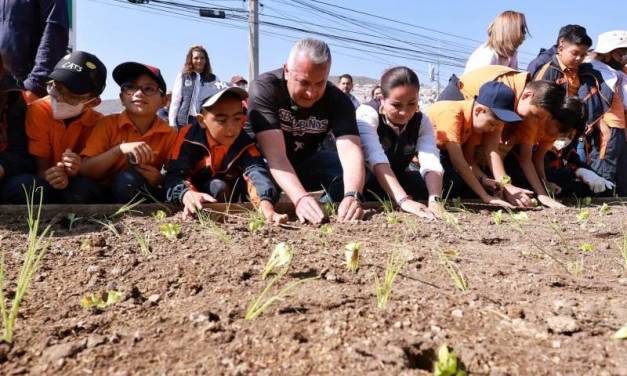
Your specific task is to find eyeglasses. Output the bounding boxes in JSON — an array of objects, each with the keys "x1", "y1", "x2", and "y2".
[
  {"x1": 121, "y1": 83, "x2": 162, "y2": 97},
  {"x1": 46, "y1": 81, "x2": 93, "y2": 105}
]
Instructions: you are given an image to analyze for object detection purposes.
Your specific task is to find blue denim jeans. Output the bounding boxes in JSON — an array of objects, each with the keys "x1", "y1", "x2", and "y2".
[
  {"x1": 111, "y1": 169, "x2": 164, "y2": 203},
  {"x1": 1, "y1": 173, "x2": 103, "y2": 204}
]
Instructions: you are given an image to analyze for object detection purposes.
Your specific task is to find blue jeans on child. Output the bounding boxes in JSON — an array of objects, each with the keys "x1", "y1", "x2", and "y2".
[{"x1": 1, "y1": 173, "x2": 103, "y2": 204}]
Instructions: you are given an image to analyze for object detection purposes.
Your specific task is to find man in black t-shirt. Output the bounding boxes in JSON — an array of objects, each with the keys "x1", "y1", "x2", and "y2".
[{"x1": 247, "y1": 38, "x2": 365, "y2": 224}]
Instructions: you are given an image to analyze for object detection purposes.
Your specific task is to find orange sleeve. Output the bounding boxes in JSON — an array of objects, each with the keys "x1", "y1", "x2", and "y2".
[
  {"x1": 429, "y1": 107, "x2": 465, "y2": 147},
  {"x1": 514, "y1": 117, "x2": 540, "y2": 146},
  {"x1": 25, "y1": 100, "x2": 53, "y2": 160},
  {"x1": 80, "y1": 117, "x2": 113, "y2": 158}
]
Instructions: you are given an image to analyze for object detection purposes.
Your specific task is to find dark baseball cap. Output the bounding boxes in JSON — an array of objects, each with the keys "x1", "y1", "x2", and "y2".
[
  {"x1": 475, "y1": 81, "x2": 522, "y2": 123},
  {"x1": 113, "y1": 62, "x2": 166, "y2": 93},
  {"x1": 200, "y1": 82, "x2": 248, "y2": 109},
  {"x1": 49, "y1": 51, "x2": 107, "y2": 96},
  {"x1": 230, "y1": 75, "x2": 247, "y2": 85}
]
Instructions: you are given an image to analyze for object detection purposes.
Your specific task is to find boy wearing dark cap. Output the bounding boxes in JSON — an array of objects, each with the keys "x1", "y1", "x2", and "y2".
[
  {"x1": 427, "y1": 81, "x2": 521, "y2": 208},
  {"x1": 165, "y1": 84, "x2": 287, "y2": 223},
  {"x1": 80, "y1": 62, "x2": 177, "y2": 203},
  {"x1": 2, "y1": 51, "x2": 107, "y2": 204}
]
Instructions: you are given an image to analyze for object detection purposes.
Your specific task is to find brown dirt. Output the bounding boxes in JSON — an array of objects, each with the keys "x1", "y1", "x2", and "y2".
[{"x1": 0, "y1": 202, "x2": 626, "y2": 375}]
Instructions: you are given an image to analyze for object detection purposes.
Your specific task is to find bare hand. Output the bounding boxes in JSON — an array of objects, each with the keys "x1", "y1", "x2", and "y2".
[
  {"x1": 504, "y1": 185, "x2": 534, "y2": 208},
  {"x1": 483, "y1": 195, "x2": 515, "y2": 209},
  {"x1": 61, "y1": 148, "x2": 81, "y2": 176},
  {"x1": 427, "y1": 200, "x2": 444, "y2": 219},
  {"x1": 480, "y1": 177, "x2": 500, "y2": 193},
  {"x1": 120, "y1": 142, "x2": 154, "y2": 165},
  {"x1": 337, "y1": 196, "x2": 364, "y2": 222},
  {"x1": 134, "y1": 164, "x2": 162, "y2": 187},
  {"x1": 295, "y1": 195, "x2": 325, "y2": 224},
  {"x1": 545, "y1": 181, "x2": 562, "y2": 195},
  {"x1": 259, "y1": 200, "x2": 288, "y2": 224},
  {"x1": 182, "y1": 190, "x2": 216, "y2": 219},
  {"x1": 537, "y1": 194, "x2": 565, "y2": 209},
  {"x1": 45, "y1": 163, "x2": 69, "y2": 190},
  {"x1": 399, "y1": 199, "x2": 435, "y2": 220}
]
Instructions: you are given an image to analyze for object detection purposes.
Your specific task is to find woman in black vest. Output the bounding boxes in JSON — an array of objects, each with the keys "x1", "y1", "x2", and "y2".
[
  {"x1": 356, "y1": 66, "x2": 444, "y2": 219},
  {"x1": 169, "y1": 45, "x2": 219, "y2": 128}
]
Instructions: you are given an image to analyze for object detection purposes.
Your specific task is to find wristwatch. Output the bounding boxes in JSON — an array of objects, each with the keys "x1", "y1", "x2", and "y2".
[{"x1": 344, "y1": 191, "x2": 364, "y2": 203}]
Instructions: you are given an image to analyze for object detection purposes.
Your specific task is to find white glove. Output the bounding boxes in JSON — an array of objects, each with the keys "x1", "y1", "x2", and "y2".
[{"x1": 575, "y1": 168, "x2": 615, "y2": 193}]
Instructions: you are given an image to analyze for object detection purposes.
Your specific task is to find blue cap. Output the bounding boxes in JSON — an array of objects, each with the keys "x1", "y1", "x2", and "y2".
[{"x1": 475, "y1": 81, "x2": 522, "y2": 123}]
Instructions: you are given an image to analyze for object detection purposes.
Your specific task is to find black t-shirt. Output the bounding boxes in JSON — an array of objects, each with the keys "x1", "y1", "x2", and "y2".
[{"x1": 247, "y1": 68, "x2": 358, "y2": 165}]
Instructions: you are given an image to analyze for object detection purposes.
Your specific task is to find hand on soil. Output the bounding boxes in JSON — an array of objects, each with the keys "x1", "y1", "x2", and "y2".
[
  {"x1": 182, "y1": 191, "x2": 217, "y2": 219},
  {"x1": 295, "y1": 195, "x2": 325, "y2": 224},
  {"x1": 401, "y1": 199, "x2": 436, "y2": 220},
  {"x1": 538, "y1": 194, "x2": 565, "y2": 209},
  {"x1": 504, "y1": 185, "x2": 534, "y2": 208},
  {"x1": 337, "y1": 196, "x2": 364, "y2": 222},
  {"x1": 45, "y1": 163, "x2": 69, "y2": 190}
]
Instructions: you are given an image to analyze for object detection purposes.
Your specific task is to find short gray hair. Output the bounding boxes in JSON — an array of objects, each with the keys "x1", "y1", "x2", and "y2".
[{"x1": 287, "y1": 38, "x2": 332, "y2": 69}]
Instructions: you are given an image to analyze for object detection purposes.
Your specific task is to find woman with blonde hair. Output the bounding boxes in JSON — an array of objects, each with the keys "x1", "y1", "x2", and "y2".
[
  {"x1": 169, "y1": 45, "x2": 219, "y2": 128},
  {"x1": 464, "y1": 10, "x2": 529, "y2": 73}
]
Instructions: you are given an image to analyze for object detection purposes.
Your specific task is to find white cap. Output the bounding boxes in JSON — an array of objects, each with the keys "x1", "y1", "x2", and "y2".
[
  {"x1": 594, "y1": 30, "x2": 627, "y2": 54},
  {"x1": 200, "y1": 81, "x2": 248, "y2": 109}
]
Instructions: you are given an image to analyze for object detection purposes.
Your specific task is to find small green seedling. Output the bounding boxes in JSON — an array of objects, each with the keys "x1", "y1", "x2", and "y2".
[
  {"x1": 66, "y1": 213, "x2": 81, "y2": 231},
  {"x1": 152, "y1": 210, "x2": 167, "y2": 221},
  {"x1": 567, "y1": 258, "x2": 584, "y2": 276},
  {"x1": 433, "y1": 344, "x2": 466, "y2": 376},
  {"x1": 317, "y1": 224, "x2": 334, "y2": 247},
  {"x1": 344, "y1": 241, "x2": 361, "y2": 273},
  {"x1": 79, "y1": 238, "x2": 91, "y2": 251},
  {"x1": 111, "y1": 195, "x2": 146, "y2": 218},
  {"x1": 583, "y1": 196, "x2": 592, "y2": 207},
  {"x1": 126, "y1": 224, "x2": 151, "y2": 256},
  {"x1": 261, "y1": 242, "x2": 293, "y2": 280},
  {"x1": 196, "y1": 209, "x2": 231, "y2": 243},
  {"x1": 501, "y1": 175, "x2": 511, "y2": 186},
  {"x1": 579, "y1": 243, "x2": 594, "y2": 253},
  {"x1": 90, "y1": 218, "x2": 119, "y2": 236},
  {"x1": 160, "y1": 223, "x2": 181, "y2": 241},
  {"x1": 530, "y1": 198, "x2": 539, "y2": 207},
  {"x1": 248, "y1": 208, "x2": 266, "y2": 234},
  {"x1": 511, "y1": 212, "x2": 529, "y2": 222},
  {"x1": 322, "y1": 200, "x2": 336, "y2": 219},
  {"x1": 612, "y1": 323, "x2": 627, "y2": 340},
  {"x1": 80, "y1": 290, "x2": 122, "y2": 310},
  {"x1": 492, "y1": 210, "x2": 503, "y2": 225},
  {"x1": 371, "y1": 191, "x2": 400, "y2": 224},
  {"x1": 577, "y1": 209, "x2": 590, "y2": 223},
  {"x1": 245, "y1": 274, "x2": 319, "y2": 320},
  {"x1": 374, "y1": 250, "x2": 407, "y2": 309},
  {"x1": 444, "y1": 212, "x2": 461, "y2": 231},
  {"x1": 599, "y1": 203, "x2": 610, "y2": 215},
  {"x1": 0, "y1": 187, "x2": 52, "y2": 343},
  {"x1": 440, "y1": 252, "x2": 468, "y2": 292}
]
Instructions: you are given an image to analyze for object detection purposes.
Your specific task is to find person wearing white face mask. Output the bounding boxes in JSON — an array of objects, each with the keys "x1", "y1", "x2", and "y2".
[{"x1": 2, "y1": 51, "x2": 107, "y2": 204}]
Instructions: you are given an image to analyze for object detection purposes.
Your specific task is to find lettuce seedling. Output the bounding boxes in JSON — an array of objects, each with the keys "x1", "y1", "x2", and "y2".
[
  {"x1": 501, "y1": 175, "x2": 511, "y2": 186},
  {"x1": 579, "y1": 243, "x2": 593, "y2": 253},
  {"x1": 152, "y1": 210, "x2": 167, "y2": 221},
  {"x1": 599, "y1": 203, "x2": 610, "y2": 215},
  {"x1": 577, "y1": 209, "x2": 590, "y2": 224},
  {"x1": 248, "y1": 208, "x2": 266, "y2": 234},
  {"x1": 344, "y1": 241, "x2": 361, "y2": 273},
  {"x1": 80, "y1": 290, "x2": 122, "y2": 310},
  {"x1": 66, "y1": 213, "x2": 81, "y2": 231},
  {"x1": 160, "y1": 223, "x2": 181, "y2": 241},
  {"x1": 492, "y1": 210, "x2": 503, "y2": 225},
  {"x1": 433, "y1": 344, "x2": 466, "y2": 376},
  {"x1": 613, "y1": 323, "x2": 627, "y2": 340},
  {"x1": 261, "y1": 242, "x2": 293, "y2": 280}
]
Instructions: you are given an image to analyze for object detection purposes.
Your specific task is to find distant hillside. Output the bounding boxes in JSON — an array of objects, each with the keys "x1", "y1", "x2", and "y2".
[{"x1": 329, "y1": 75, "x2": 379, "y2": 86}]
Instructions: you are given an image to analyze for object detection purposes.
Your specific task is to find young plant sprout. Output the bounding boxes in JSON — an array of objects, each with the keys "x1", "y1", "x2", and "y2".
[
  {"x1": 577, "y1": 209, "x2": 590, "y2": 224},
  {"x1": 374, "y1": 250, "x2": 407, "y2": 309},
  {"x1": 567, "y1": 258, "x2": 584, "y2": 276},
  {"x1": 579, "y1": 243, "x2": 594, "y2": 253},
  {"x1": 80, "y1": 290, "x2": 122, "y2": 310},
  {"x1": 111, "y1": 194, "x2": 146, "y2": 218},
  {"x1": 371, "y1": 191, "x2": 400, "y2": 224},
  {"x1": 433, "y1": 344, "x2": 466, "y2": 376},
  {"x1": 583, "y1": 196, "x2": 592, "y2": 207},
  {"x1": 261, "y1": 242, "x2": 293, "y2": 280},
  {"x1": 160, "y1": 223, "x2": 181, "y2": 241},
  {"x1": 0, "y1": 187, "x2": 52, "y2": 343},
  {"x1": 344, "y1": 241, "x2": 361, "y2": 273},
  {"x1": 501, "y1": 175, "x2": 512, "y2": 186},
  {"x1": 248, "y1": 207, "x2": 266, "y2": 234},
  {"x1": 511, "y1": 212, "x2": 529, "y2": 222},
  {"x1": 196, "y1": 209, "x2": 231, "y2": 243},
  {"x1": 492, "y1": 210, "x2": 503, "y2": 225},
  {"x1": 245, "y1": 273, "x2": 319, "y2": 320},
  {"x1": 613, "y1": 323, "x2": 627, "y2": 340},
  {"x1": 90, "y1": 217, "x2": 120, "y2": 236},
  {"x1": 152, "y1": 210, "x2": 167, "y2": 221},
  {"x1": 126, "y1": 224, "x2": 151, "y2": 256},
  {"x1": 439, "y1": 251, "x2": 468, "y2": 292},
  {"x1": 599, "y1": 203, "x2": 610, "y2": 215},
  {"x1": 322, "y1": 200, "x2": 337, "y2": 219},
  {"x1": 66, "y1": 212, "x2": 81, "y2": 231}
]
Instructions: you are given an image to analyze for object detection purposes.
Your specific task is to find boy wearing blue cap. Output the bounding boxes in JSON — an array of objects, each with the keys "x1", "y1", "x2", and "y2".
[{"x1": 165, "y1": 84, "x2": 287, "y2": 223}]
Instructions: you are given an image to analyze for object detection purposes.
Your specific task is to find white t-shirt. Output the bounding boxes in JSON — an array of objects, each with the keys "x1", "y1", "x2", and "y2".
[
  {"x1": 464, "y1": 43, "x2": 518, "y2": 73},
  {"x1": 356, "y1": 104, "x2": 443, "y2": 177}
]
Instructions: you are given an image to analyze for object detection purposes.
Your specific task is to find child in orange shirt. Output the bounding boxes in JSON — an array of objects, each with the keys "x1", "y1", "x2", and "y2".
[
  {"x1": 80, "y1": 62, "x2": 177, "y2": 203},
  {"x1": 3, "y1": 51, "x2": 106, "y2": 204}
]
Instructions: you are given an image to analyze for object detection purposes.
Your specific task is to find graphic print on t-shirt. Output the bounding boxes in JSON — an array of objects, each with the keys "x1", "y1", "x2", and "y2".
[{"x1": 278, "y1": 108, "x2": 329, "y2": 137}]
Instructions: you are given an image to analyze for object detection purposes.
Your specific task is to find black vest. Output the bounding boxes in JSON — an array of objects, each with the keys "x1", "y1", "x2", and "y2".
[
  {"x1": 366, "y1": 99, "x2": 422, "y2": 174},
  {"x1": 175, "y1": 72, "x2": 217, "y2": 126}
]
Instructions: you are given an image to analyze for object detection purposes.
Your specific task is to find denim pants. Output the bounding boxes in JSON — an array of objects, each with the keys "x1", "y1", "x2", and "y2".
[{"x1": 1, "y1": 173, "x2": 103, "y2": 204}]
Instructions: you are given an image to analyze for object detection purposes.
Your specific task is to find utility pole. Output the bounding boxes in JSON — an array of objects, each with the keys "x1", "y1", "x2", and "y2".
[{"x1": 248, "y1": 0, "x2": 259, "y2": 81}]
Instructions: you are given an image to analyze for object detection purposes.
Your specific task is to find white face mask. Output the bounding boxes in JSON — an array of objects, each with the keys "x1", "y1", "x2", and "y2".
[
  {"x1": 50, "y1": 96, "x2": 88, "y2": 120},
  {"x1": 553, "y1": 137, "x2": 573, "y2": 151}
]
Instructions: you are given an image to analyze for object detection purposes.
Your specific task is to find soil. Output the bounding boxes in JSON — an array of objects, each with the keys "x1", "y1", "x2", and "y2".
[{"x1": 0, "y1": 202, "x2": 626, "y2": 375}]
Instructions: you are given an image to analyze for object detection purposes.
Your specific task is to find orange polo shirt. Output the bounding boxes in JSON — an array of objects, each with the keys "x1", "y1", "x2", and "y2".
[
  {"x1": 601, "y1": 91, "x2": 626, "y2": 129},
  {"x1": 25, "y1": 96, "x2": 102, "y2": 164},
  {"x1": 425, "y1": 100, "x2": 483, "y2": 149},
  {"x1": 556, "y1": 56, "x2": 581, "y2": 96},
  {"x1": 81, "y1": 111, "x2": 177, "y2": 182}
]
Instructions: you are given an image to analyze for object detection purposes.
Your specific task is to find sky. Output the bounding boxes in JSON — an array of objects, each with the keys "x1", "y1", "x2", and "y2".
[{"x1": 77, "y1": 0, "x2": 627, "y2": 100}]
